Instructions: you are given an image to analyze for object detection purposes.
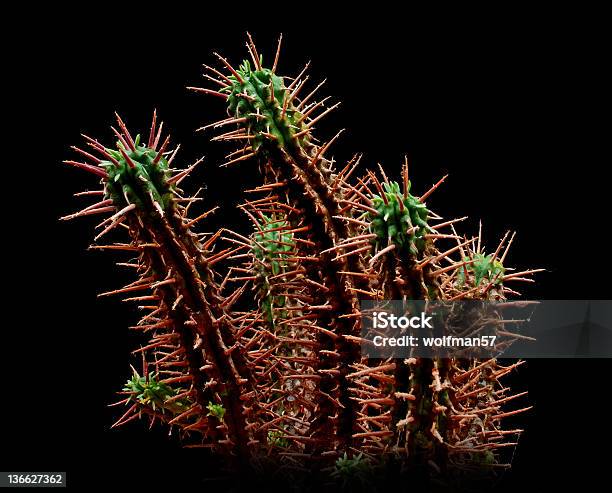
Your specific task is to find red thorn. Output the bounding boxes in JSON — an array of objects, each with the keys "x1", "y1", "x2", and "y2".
[
  {"x1": 213, "y1": 52, "x2": 244, "y2": 83},
  {"x1": 71, "y1": 145, "x2": 101, "y2": 164},
  {"x1": 111, "y1": 126, "x2": 132, "y2": 154},
  {"x1": 81, "y1": 134, "x2": 120, "y2": 167},
  {"x1": 148, "y1": 109, "x2": 157, "y2": 148},
  {"x1": 246, "y1": 32, "x2": 261, "y2": 70},
  {"x1": 81, "y1": 133, "x2": 104, "y2": 150},
  {"x1": 153, "y1": 135, "x2": 171, "y2": 165},
  {"x1": 187, "y1": 86, "x2": 228, "y2": 100},
  {"x1": 272, "y1": 34, "x2": 283, "y2": 72},
  {"x1": 63, "y1": 160, "x2": 108, "y2": 179},
  {"x1": 114, "y1": 113, "x2": 136, "y2": 151},
  {"x1": 118, "y1": 146, "x2": 136, "y2": 168}
]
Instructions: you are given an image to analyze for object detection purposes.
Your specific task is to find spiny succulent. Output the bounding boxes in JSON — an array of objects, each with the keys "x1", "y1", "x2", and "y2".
[
  {"x1": 62, "y1": 34, "x2": 543, "y2": 488},
  {"x1": 63, "y1": 113, "x2": 257, "y2": 469}
]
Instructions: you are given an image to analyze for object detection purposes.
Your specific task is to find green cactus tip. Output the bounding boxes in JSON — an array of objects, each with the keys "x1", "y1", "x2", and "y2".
[
  {"x1": 368, "y1": 181, "x2": 430, "y2": 256},
  {"x1": 206, "y1": 402, "x2": 226, "y2": 421},
  {"x1": 267, "y1": 429, "x2": 290, "y2": 448},
  {"x1": 222, "y1": 59, "x2": 310, "y2": 151},
  {"x1": 124, "y1": 370, "x2": 191, "y2": 414},
  {"x1": 102, "y1": 134, "x2": 175, "y2": 212},
  {"x1": 458, "y1": 252, "x2": 505, "y2": 287},
  {"x1": 332, "y1": 452, "x2": 374, "y2": 489}
]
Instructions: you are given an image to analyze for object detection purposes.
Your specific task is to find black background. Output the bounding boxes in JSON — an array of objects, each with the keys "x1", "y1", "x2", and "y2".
[{"x1": 4, "y1": 6, "x2": 609, "y2": 491}]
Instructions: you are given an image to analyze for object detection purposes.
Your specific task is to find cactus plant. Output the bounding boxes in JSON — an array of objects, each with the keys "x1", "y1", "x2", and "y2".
[{"x1": 62, "y1": 34, "x2": 541, "y2": 488}]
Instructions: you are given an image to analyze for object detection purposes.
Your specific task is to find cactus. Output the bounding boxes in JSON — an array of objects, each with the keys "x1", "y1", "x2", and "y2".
[{"x1": 62, "y1": 35, "x2": 542, "y2": 488}]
